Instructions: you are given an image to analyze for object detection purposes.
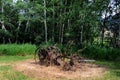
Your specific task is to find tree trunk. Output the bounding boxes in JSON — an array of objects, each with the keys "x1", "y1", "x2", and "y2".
[
  {"x1": 1, "y1": 2, "x2": 6, "y2": 44},
  {"x1": 101, "y1": 27, "x2": 104, "y2": 46},
  {"x1": 43, "y1": 0, "x2": 47, "y2": 43},
  {"x1": 16, "y1": 21, "x2": 21, "y2": 43},
  {"x1": 61, "y1": 24, "x2": 65, "y2": 44},
  {"x1": 18, "y1": 21, "x2": 21, "y2": 30},
  {"x1": 59, "y1": 24, "x2": 62, "y2": 43},
  {"x1": 59, "y1": 9, "x2": 62, "y2": 43},
  {"x1": 80, "y1": 25, "x2": 83, "y2": 47},
  {"x1": 1, "y1": 2, "x2": 5, "y2": 30},
  {"x1": 25, "y1": 16, "x2": 30, "y2": 32},
  {"x1": 118, "y1": 26, "x2": 120, "y2": 47},
  {"x1": 52, "y1": 3, "x2": 55, "y2": 42},
  {"x1": 8, "y1": 38, "x2": 11, "y2": 44},
  {"x1": 67, "y1": 19, "x2": 70, "y2": 31},
  {"x1": 101, "y1": 11, "x2": 107, "y2": 46}
]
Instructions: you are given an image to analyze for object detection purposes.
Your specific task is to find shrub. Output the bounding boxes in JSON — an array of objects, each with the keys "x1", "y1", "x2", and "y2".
[{"x1": 83, "y1": 45, "x2": 120, "y2": 61}]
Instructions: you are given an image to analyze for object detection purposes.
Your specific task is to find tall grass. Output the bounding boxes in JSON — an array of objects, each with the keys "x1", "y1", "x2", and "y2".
[
  {"x1": 0, "y1": 44, "x2": 36, "y2": 55},
  {"x1": 83, "y1": 45, "x2": 120, "y2": 61},
  {"x1": 0, "y1": 43, "x2": 119, "y2": 61}
]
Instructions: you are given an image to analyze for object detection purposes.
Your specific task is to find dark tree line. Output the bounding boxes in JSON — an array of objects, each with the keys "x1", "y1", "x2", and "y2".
[{"x1": 0, "y1": 0, "x2": 120, "y2": 48}]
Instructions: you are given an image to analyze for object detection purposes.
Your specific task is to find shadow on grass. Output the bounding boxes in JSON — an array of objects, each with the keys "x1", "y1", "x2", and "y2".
[{"x1": 111, "y1": 62, "x2": 120, "y2": 77}]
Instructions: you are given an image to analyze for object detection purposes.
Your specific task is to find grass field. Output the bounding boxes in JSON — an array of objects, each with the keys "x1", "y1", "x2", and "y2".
[
  {"x1": 93, "y1": 61, "x2": 120, "y2": 80},
  {"x1": 0, "y1": 55, "x2": 33, "y2": 80},
  {"x1": 0, "y1": 44, "x2": 119, "y2": 80},
  {"x1": 0, "y1": 55, "x2": 120, "y2": 80}
]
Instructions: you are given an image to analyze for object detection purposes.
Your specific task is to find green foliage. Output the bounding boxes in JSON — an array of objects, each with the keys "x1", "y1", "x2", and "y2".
[
  {"x1": 0, "y1": 0, "x2": 112, "y2": 45},
  {"x1": 0, "y1": 0, "x2": 119, "y2": 62},
  {"x1": 83, "y1": 45, "x2": 120, "y2": 61},
  {"x1": 0, "y1": 44, "x2": 36, "y2": 55},
  {"x1": 0, "y1": 29, "x2": 13, "y2": 39},
  {"x1": 36, "y1": 41, "x2": 78, "y2": 55},
  {"x1": 34, "y1": 36, "x2": 43, "y2": 46},
  {"x1": 55, "y1": 43, "x2": 79, "y2": 55},
  {"x1": 38, "y1": 41, "x2": 54, "y2": 49}
]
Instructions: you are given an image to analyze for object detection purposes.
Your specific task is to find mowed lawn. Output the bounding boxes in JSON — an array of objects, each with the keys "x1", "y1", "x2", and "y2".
[{"x1": 0, "y1": 55, "x2": 120, "y2": 80}]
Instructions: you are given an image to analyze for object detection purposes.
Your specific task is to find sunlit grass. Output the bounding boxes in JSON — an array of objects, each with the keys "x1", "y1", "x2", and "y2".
[
  {"x1": 0, "y1": 65, "x2": 32, "y2": 80},
  {"x1": 0, "y1": 55, "x2": 35, "y2": 80},
  {"x1": 0, "y1": 55, "x2": 119, "y2": 80},
  {"x1": 93, "y1": 61, "x2": 120, "y2": 80}
]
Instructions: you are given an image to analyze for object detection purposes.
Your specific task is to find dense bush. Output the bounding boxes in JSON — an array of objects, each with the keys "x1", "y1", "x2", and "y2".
[
  {"x1": 83, "y1": 45, "x2": 120, "y2": 61},
  {"x1": 36, "y1": 42, "x2": 120, "y2": 61}
]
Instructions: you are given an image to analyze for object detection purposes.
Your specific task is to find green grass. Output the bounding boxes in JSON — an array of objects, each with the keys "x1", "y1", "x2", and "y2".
[
  {"x1": 0, "y1": 55, "x2": 34, "y2": 80},
  {"x1": 0, "y1": 44, "x2": 36, "y2": 55},
  {"x1": 83, "y1": 45, "x2": 120, "y2": 61},
  {"x1": 0, "y1": 56, "x2": 120, "y2": 80},
  {"x1": 93, "y1": 61, "x2": 120, "y2": 80},
  {"x1": 0, "y1": 44, "x2": 119, "y2": 80},
  {"x1": 0, "y1": 65, "x2": 32, "y2": 80},
  {"x1": 0, "y1": 55, "x2": 33, "y2": 63}
]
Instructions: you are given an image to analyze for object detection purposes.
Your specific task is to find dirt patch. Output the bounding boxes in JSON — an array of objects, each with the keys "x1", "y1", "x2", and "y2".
[{"x1": 13, "y1": 60, "x2": 107, "y2": 80}]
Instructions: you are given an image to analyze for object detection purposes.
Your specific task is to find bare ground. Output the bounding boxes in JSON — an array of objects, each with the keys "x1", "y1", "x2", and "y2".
[{"x1": 12, "y1": 59, "x2": 107, "y2": 80}]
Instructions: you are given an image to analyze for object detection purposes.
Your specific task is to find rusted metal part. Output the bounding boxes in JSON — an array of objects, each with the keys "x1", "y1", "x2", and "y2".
[{"x1": 34, "y1": 46, "x2": 86, "y2": 71}]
